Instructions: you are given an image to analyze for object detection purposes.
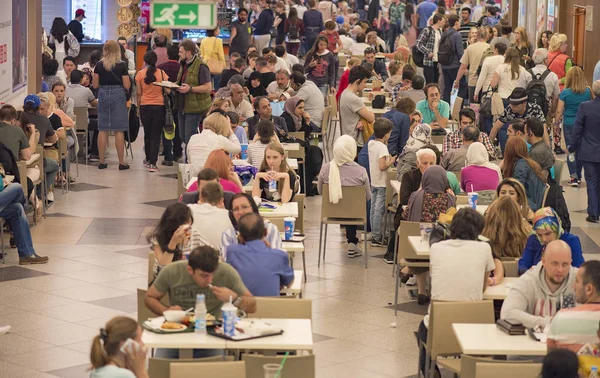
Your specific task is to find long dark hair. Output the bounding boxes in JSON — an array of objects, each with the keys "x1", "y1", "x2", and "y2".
[
  {"x1": 228, "y1": 193, "x2": 259, "y2": 229},
  {"x1": 89, "y1": 50, "x2": 102, "y2": 68},
  {"x1": 143, "y1": 51, "x2": 158, "y2": 85},
  {"x1": 308, "y1": 35, "x2": 329, "y2": 58},
  {"x1": 148, "y1": 203, "x2": 193, "y2": 253},
  {"x1": 404, "y1": 3, "x2": 414, "y2": 24},
  {"x1": 288, "y1": 7, "x2": 298, "y2": 21},
  {"x1": 50, "y1": 17, "x2": 69, "y2": 43}
]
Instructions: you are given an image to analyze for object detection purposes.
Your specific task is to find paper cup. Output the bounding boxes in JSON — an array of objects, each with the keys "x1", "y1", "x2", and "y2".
[
  {"x1": 284, "y1": 217, "x2": 295, "y2": 240},
  {"x1": 240, "y1": 144, "x2": 248, "y2": 159},
  {"x1": 420, "y1": 223, "x2": 433, "y2": 243},
  {"x1": 468, "y1": 192, "x2": 478, "y2": 210}
]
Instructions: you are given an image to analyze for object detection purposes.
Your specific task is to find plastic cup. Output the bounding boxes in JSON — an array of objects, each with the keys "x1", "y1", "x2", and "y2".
[
  {"x1": 284, "y1": 217, "x2": 295, "y2": 240},
  {"x1": 420, "y1": 223, "x2": 432, "y2": 243},
  {"x1": 263, "y1": 364, "x2": 281, "y2": 378},
  {"x1": 240, "y1": 144, "x2": 248, "y2": 159},
  {"x1": 468, "y1": 192, "x2": 478, "y2": 210}
]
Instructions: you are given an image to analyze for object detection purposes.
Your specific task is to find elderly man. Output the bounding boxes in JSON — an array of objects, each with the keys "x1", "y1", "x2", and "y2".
[
  {"x1": 501, "y1": 240, "x2": 577, "y2": 329},
  {"x1": 569, "y1": 81, "x2": 600, "y2": 223},
  {"x1": 415, "y1": 83, "x2": 449, "y2": 130},
  {"x1": 530, "y1": 48, "x2": 560, "y2": 143},
  {"x1": 230, "y1": 83, "x2": 254, "y2": 121},
  {"x1": 443, "y1": 107, "x2": 494, "y2": 156},
  {"x1": 290, "y1": 71, "x2": 324, "y2": 127},
  {"x1": 267, "y1": 70, "x2": 294, "y2": 101},
  {"x1": 441, "y1": 125, "x2": 480, "y2": 172},
  {"x1": 246, "y1": 96, "x2": 288, "y2": 140}
]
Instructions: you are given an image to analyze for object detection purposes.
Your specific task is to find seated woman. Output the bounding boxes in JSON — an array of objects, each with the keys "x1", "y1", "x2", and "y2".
[
  {"x1": 383, "y1": 60, "x2": 403, "y2": 93},
  {"x1": 518, "y1": 207, "x2": 584, "y2": 275},
  {"x1": 502, "y1": 136, "x2": 546, "y2": 211},
  {"x1": 252, "y1": 142, "x2": 297, "y2": 203},
  {"x1": 482, "y1": 196, "x2": 530, "y2": 286},
  {"x1": 496, "y1": 177, "x2": 534, "y2": 228},
  {"x1": 402, "y1": 165, "x2": 456, "y2": 304},
  {"x1": 89, "y1": 316, "x2": 149, "y2": 378},
  {"x1": 187, "y1": 112, "x2": 241, "y2": 177},
  {"x1": 147, "y1": 203, "x2": 208, "y2": 282},
  {"x1": 220, "y1": 192, "x2": 283, "y2": 260},
  {"x1": 461, "y1": 142, "x2": 502, "y2": 192},
  {"x1": 247, "y1": 120, "x2": 280, "y2": 169},
  {"x1": 186, "y1": 150, "x2": 243, "y2": 194},
  {"x1": 318, "y1": 135, "x2": 370, "y2": 257},
  {"x1": 208, "y1": 98, "x2": 232, "y2": 113},
  {"x1": 281, "y1": 97, "x2": 319, "y2": 139},
  {"x1": 246, "y1": 71, "x2": 268, "y2": 101},
  {"x1": 395, "y1": 123, "x2": 433, "y2": 180}
]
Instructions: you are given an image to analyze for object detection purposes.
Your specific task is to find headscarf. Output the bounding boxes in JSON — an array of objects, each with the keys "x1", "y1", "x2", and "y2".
[
  {"x1": 399, "y1": 123, "x2": 432, "y2": 158},
  {"x1": 532, "y1": 207, "x2": 563, "y2": 243},
  {"x1": 284, "y1": 97, "x2": 303, "y2": 132},
  {"x1": 407, "y1": 166, "x2": 456, "y2": 221},
  {"x1": 214, "y1": 74, "x2": 245, "y2": 98},
  {"x1": 81, "y1": 68, "x2": 93, "y2": 87},
  {"x1": 247, "y1": 71, "x2": 267, "y2": 97},
  {"x1": 466, "y1": 142, "x2": 503, "y2": 182},
  {"x1": 328, "y1": 135, "x2": 357, "y2": 204}
]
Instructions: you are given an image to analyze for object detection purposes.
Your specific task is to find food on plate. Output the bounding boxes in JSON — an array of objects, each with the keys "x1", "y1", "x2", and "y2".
[{"x1": 161, "y1": 322, "x2": 186, "y2": 330}]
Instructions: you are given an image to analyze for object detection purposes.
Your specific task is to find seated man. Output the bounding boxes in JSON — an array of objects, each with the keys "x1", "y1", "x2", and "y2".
[
  {"x1": 181, "y1": 168, "x2": 235, "y2": 209},
  {"x1": 363, "y1": 47, "x2": 388, "y2": 81},
  {"x1": 548, "y1": 260, "x2": 600, "y2": 353},
  {"x1": 415, "y1": 83, "x2": 449, "y2": 130},
  {"x1": 188, "y1": 182, "x2": 233, "y2": 249},
  {"x1": 145, "y1": 246, "x2": 256, "y2": 358},
  {"x1": 266, "y1": 69, "x2": 294, "y2": 101},
  {"x1": 442, "y1": 108, "x2": 495, "y2": 157},
  {"x1": 441, "y1": 124, "x2": 479, "y2": 172},
  {"x1": 501, "y1": 240, "x2": 577, "y2": 329},
  {"x1": 226, "y1": 213, "x2": 294, "y2": 296}
]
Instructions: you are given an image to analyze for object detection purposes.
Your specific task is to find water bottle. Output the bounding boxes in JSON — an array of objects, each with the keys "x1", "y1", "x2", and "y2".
[
  {"x1": 590, "y1": 366, "x2": 599, "y2": 378},
  {"x1": 194, "y1": 294, "x2": 207, "y2": 333},
  {"x1": 568, "y1": 152, "x2": 576, "y2": 163},
  {"x1": 268, "y1": 168, "x2": 277, "y2": 192},
  {"x1": 222, "y1": 296, "x2": 237, "y2": 337}
]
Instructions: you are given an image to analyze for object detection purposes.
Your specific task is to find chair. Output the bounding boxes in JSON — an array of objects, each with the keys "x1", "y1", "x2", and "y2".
[
  {"x1": 74, "y1": 106, "x2": 89, "y2": 169},
  {"x1": 34, "y1": 145, "x2": 46, "y2": 219},
  {"x1": 553, "y1": 159, "x2": 564, "y2": 183},
  {"x1": 459, "y1": 355, "x2": 538, "y2": 378},
  {"x1": 501, "y1": 259, "x2": 518, "y2": 277},
  {"x1": 432, "y1": 135, "x2": 445, "y2": 144},
  {"x1": 327, "y1": 94, "x2": 341, "y2": 141},
  {"x1": 177, "y1": 170, "x2": 187, "y2": 198},
  {"x1": 382, "y1": 169, "x2": 398, "y2": 241},
  {"x1": 451, "y1": 171, "x2": 461, "y2": 185},
  {"x1": 473, "y1": 361, "x2": 542, "y2": 378},
  {"x1": 455, "y1": 194, "x2": 468, "y2": 205},
  {"x1": 57, "y1": 138, "x2": 70, "y2": 193},
  {"x1": 137, "y1": 288, "x2": 158, "y2": 325},
  {"x1": 170, "y1": 361, "x2": 246, "y2": 378},
  {"x1": 243, "y1": 354, "x2": 315, "y2": 378},
  {"x1": 423, "y1": 300, "x2": 495, "y2": 378},
  {"x1": 291, "y1": 194, "x2": 305, "y2": 234},
  {"x1": 288, "y1": 132, "x2": 307, "y2": 195},
  {"x1": 392, "y1": 221, "x2": 424, "y2": 315},
  {"x1": 318, "y1": 185, "x2": 368, "y2": 268},
  {"x1": 149, "y1": 356, "x2": 234, "y2": 378},
  {"x1": 315, "y1": 106, "x2": 331, "y2": 161},
  {"x1": 248, "y1": 297, "x2": 312, "y2": 319}
]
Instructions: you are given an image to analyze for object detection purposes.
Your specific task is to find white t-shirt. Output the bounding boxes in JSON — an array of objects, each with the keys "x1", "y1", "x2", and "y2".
[
  {"x1": 340, "y1": 35, "x2": 354, "y2": 51},
  {"x1": 274, "y1": 56, "x2": 290, "y2": 73},
  {"x1": 494, "y1": 63, "x2": 532, "y2": 99},
  {"x1": 188, "y1": 203, "x2": 233, "y2": 249},
  {"x1": 339, "y1": 89, "x2": 366, "y2": 146},
  {"x1": 350, "y1": 42, "x2": 371, "y2": 56},
  {"x1": 368, "y1": 140, "x2": 389, "y2": 188},
  {"x1": 475, "y1": 55, "x2": 504, "y2": 96},
  {"x1": 424, "y1": 239, "x2": 496, "y2": 327},
  {"x1": 89, "y1": 365, "x2": 136, "y2": 378},
  {"x1": 284, "y1": 54, "x2": 300, "y2": 69},
  {"x1": 432, "y1": 28, "x2": 441, "y2": 63}
]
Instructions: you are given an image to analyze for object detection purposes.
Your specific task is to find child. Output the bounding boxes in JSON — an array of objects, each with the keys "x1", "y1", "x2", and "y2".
[
  {"x1": 368, "y1": 118, "x2": 396, "y2": 246},
  {"x1": 247, "y1": 120, "x2": 279, "y2": 169},
  {"x1": 225, "y1": 111, "x2": 248, "y2": 144},
  {"x1": 252, "y1": 142, "x2": 296, "y2": 203}
]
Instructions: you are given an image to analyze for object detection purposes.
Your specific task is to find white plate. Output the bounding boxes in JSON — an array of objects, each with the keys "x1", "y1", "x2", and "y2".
[{"x1": 159, "y1": 324, "x2": 188, "y2": 332}]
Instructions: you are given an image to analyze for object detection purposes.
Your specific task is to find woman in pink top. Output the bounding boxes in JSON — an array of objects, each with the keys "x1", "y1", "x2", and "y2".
[
  {"x1": 187, "y1": 150, "x2": 243, "y2": 194},
  {"x1": 460, "y1": 142, "x2": 503, "y2": 192}
]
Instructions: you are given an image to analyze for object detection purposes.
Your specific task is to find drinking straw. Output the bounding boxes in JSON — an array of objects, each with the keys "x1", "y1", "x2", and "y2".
[{"x1": 275, "y1": 351, "x2": 289, "y2": 378}]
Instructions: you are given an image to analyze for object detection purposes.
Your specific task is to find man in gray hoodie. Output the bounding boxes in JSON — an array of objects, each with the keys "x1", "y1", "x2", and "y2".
[{"x1": 501, "y1": 240, "x2": 578, "y2": 329}]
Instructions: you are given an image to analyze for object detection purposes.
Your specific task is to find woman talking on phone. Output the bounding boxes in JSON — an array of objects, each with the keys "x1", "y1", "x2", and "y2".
[
  {"x1": 303, "y1": 35, "x2": 336, "y2": 100},
  {"x1": 89, "y1": 316, "x2": 149, "y2": 378}
]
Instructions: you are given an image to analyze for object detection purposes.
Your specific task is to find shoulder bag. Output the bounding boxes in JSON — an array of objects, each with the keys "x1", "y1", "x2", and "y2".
[
  {"x1": 160, "y1": 71, "x2": 176, "y2": 139},
  {"x1": 206, "y1": 37, "x2": 226, "y2": 75}
]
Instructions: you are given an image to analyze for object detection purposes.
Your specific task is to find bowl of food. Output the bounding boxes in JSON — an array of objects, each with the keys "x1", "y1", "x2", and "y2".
[{"x1": 163, "y1": 310, "x2": 186, "y2": 322}]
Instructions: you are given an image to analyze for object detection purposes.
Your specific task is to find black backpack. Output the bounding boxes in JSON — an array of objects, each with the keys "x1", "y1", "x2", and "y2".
[
  {"x1": 412, "y1": 27, "x2": 431, "y2": 68},
  {"x1": 526, "y1": 69, "x2": 551, "y2": 115},
  {"x1": 437, "y1": 32, "x2": 455, "y2": 66},
  {"x1": 287, "y1": 22, "x2": 299, "y2": 40}
]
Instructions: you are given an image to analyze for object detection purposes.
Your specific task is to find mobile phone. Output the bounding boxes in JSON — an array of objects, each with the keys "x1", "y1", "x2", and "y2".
[{"x1": 120, "y1": 338, "x2": 140, "y2": 354}]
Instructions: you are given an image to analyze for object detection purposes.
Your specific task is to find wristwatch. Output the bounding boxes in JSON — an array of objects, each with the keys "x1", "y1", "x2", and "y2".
[{"x1": 233, "y1": 295, "x2": 243, "y2": 308}]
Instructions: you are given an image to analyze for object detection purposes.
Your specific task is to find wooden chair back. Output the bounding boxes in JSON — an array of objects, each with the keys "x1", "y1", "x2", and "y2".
[
  {"x1": 502, "y1": 259, "x2": 518, "y2": 277},
  {"x1": 397, "y1": 221, "x2": 425, "y2": 261},
  {"x1": 170, "y1": 361, "x2": 246, "y2": 378},
  {"x1": 287, "y1": 132, "x2": 305, "y2": 161},
  {"x1": 327, "y1": 94, "x2": 338, "y2": 116},
  {"x1": 292, "y1": 193, "x2": 305, "y2": 233},
  {"x1": 74, "y1": 107, "x2": 88, "y2": 132},
  {"x1": 475, "y1": 362, "x2": 542, "y2": 378},
  {"x1": 432, "y1": 135, "x2": 445, "y2": 144},
  {"x1": 459, "y1": 355, "x2": 536, "y2": 378},
  {"x1": 137, "y1": 288, "x2": 158, "y2": 325},
  {"x1": 321, "y1": 184, "x2": 366, "y2": 223},
  {"x1": 321, "y1": 106, "x2": 331, "y2": 135},
  {"x1": 248, "y1": 297, "x2": 312, "y2": 319},
  {"x1": 243, "y1": 354, "x2": 315, "y2": 378},
  {"x1": 149, "y1": 356, "x2": 234, "y2": 378}
]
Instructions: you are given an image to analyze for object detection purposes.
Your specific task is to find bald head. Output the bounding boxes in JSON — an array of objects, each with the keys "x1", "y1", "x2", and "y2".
[
  {"x1": 542, "y1": 240, "x2": 573, "y2": 286},
  {"x1": 230, "y1": 83, "x2": 245, "y2": 104},
  {"x1": 238, "y1": 212, "x2": 266, "y2": 242}
]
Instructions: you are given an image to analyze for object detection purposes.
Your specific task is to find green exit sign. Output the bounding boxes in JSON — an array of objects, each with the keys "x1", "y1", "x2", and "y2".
[{"x1": 150, "y1": 1, "x2": 217, "y2": 29}]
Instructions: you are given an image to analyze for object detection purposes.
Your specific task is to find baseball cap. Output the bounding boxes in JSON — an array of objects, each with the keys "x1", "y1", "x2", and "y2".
[
  {"x1": 75, "y1": 9, "x2": 86, "y2": 18},
  {"x1": 24, "y1": 94, "x2": 41, "y2": 108},
  {"x1": 336, "y1": 15, "x2": 345, "y2": 24},
  {"x1": 508, "y1": 88, "x2": 528, "y2": 105}
]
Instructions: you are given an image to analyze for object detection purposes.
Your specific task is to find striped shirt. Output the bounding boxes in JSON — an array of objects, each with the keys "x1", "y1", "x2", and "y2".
[
  {"x1": 547, "y1": 303, "x2": 600, "y2": 353},
  {"x1": 247, "y1": 142, "x2": 268, "y2": 168},
  {"x1": 220, "y1": 222, "x2": 283, "y2": 261},
  {"x1": 458, "y1": 21, "x2": 477, "y2": 49}
]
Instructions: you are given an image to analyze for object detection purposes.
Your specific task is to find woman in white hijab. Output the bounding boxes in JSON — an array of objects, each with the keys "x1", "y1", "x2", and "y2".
[
  {"x1": 317, "y1": 135, "x2": 371, "y2": 257},
  {"x1": 460, "y1": 142, "x2": 503, "y2": 192}
]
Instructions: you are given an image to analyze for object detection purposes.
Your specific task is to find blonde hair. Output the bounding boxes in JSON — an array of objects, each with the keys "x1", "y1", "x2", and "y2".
[
  {"x1": 347, "y1": 57, "x2": 361, "y2": 69},
  {"x1": 209, "y1": 98, "x2": 232, "y2": 113},
  {"x1": 37, "y1": 92, "x2": 56, "y2": 112},
  {"x1": 101, "y1": 40, "x2": 122, "y2": 71},
  {"x1": 202, "y1": 112, "x2": 230, "y2": 136},
  {"x1": 155, "y1": 28, "x2": 173, "y2": 43},
  {"x1": 90, "y1": 316, "x2": 138, "y2": 369},
  {"x1": 366, "y1": 31, "x2": 378, "y2": 45},
  {"x1": 388, "y1": 60, "x2": 403, "y2": 76},
  {"x1": 565, "y1": 66, "x2": 588, "y2": 94},
  {"x1": 549, "y1": 33, "x2": 567, "y2": 53},
  {"x1": 513, "y1": 27, "x2": 531, "y2": 49}
]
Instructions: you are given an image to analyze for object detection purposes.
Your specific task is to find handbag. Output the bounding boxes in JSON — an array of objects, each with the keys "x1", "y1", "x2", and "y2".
[
  {"x1": 491, "y1": 92, "x2": 504, "y2": 116},
  {"x1": 206, "y1": 38, "x2": 226, "y2": 75},
  {"x1": 160, "y1": 72, "x2": 176, "y2": 139},
  {"x1": 480, "y1": 89, "x2": 493, "y2": 117},
  {"x1": 372, "y1": 95, "x2": 386, "y2": 109},
  {"x1": 428, "y1": 221, "x2": 451, "y2": 246}
]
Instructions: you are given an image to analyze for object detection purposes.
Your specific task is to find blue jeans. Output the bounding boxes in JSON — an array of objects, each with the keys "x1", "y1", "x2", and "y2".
[
  {"x1": 563, "y1": 123, "x2": 583, "y2": 179},
  {"x1": 388, "y1": 24, "x2": 401, "y2": 52},
  {"x1": 370, "y1": 186, "x2": 386, "y2": 240},
  {"x1": 178, "y1": 111, "x2": 203, "y2": 158},
  {"x1": 583, "y1": 161, "x2": 600, "y2": 217},
  {"x1": 45, "y1": 158, "x2": 59, "y2": 191},
  {"x1": 0, "y1": 184, "x2": 35, "y2": 258},
  {"x1": 155, "y1": 348, "x2": 225, "y2": 359},
  {"x1": 442, "y1": 67, "x2": 459, "y2": 105},
  {"x1": 498, "y1": 125, "x2": 508, "y2": 153},
  {"x1": 481, "y1": 115, "x2": 493, "y2": 136}
]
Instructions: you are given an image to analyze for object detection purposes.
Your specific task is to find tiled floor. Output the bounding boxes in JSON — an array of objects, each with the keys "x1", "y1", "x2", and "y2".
[{"x1": 0, "y1": 135, "x2": 599, "y2": 378}]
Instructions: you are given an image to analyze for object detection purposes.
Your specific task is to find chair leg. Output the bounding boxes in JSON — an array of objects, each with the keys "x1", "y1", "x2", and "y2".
[
  {"x1": 392, "y1": 231, "x2": 399, "y2": 277},
  {"x1": 363, "y1": 222, "x2": 368, "y2": 269},
  {"x1": 318, "y1": 221, "x2": 324, "y2": 268},
  {"x1": 393, "y1": 259, "x2": 400, "y2": 317},
  {"x1": 0, "y1": 221, "x2": 4, "y2": 264},
  {"x1": 382, "y1": 209, "x2": 388, "y2": 242},
  {"x1": 302, "y1": 251, "x2": 307, "y2": 283},
  {"x1": 323, "y1": 224, "x2": 329, "y2": 263}
]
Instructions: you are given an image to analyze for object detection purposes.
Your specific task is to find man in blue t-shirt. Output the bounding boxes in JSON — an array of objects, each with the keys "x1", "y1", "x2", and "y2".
[{"x1": 416, "y1": 0, "x2": 437, "y2": 31}]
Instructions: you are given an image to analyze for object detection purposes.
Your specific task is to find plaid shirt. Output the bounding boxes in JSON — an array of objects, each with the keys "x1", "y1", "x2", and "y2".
[
  {"x1": 416, "y1": 26, "x2": 438, "y2": 67},
  {"x1": 443, "y1": 130, "x2": 496, "y2": 158}
]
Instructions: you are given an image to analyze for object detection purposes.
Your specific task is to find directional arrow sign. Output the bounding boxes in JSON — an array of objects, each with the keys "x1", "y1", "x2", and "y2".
[{"x1": 150, "y1": 1, "x2": 217, "y2": 29}]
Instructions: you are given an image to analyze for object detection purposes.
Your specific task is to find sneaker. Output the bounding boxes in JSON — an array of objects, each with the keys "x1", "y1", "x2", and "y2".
[
  {"x1": 383, "y1": 256, "x2": 394, "y2": 264},
  {"x1": 148, "y1": 164, "x2": 159, "y2": 172},
  {"x1": 19, "y1": 254, "x2": 49, "y2": 265},
  {"x1": 371, "y1": 237, "x2": 387, "y2": 247},
  {"x1": 88, "y1": 154, "x2": 99, "y2": 162},
  {"x1": 406, "y1": 276, "x2": 417, "y2": 286},
  {"x1": 46, "y1": 191, "x2": 54, "y2": 202},
  {"x1": 347, "y1": 243, "x2": 362, "y2": 258},
  {"x1": 119, "y1": 164, "x2": 130, "y2": 171},
  {"x1": 0, "y1": 325, "x2": 11, "y2": 335},
  {"x1": 161, "y1": 160, "x2": 174, "y2": 166},
  {"x1": 554, "y1": 146, "x2": 565, "y2": 155},
  {"x1": 568, "y1": 178, "x2": 579, "y2": 187},
  {"x1": 143, "y1": 159, "x2": 150, "y2": 168}
]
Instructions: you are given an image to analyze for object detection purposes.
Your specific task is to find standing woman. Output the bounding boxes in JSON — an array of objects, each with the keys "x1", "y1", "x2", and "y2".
[
  {"x1": 93, "y1": 40, "x2": 131, "y2": 170},
  {"x1": 274, "y1": 2, "x2": 287, "y2": 46},
  {"x1": 489, "y1": 48, "x2": 532, "y2": 104},
  {"x1": 512, "y1": 27, "x2": 533, "y2": 68},
  {"x1": 554, "y1": 66, "x2": 592, "y2": 187},
  {"x1": 547, "y1": 33, "x2": 574, "y2": 91},
  {"x1": 200, "y1": 28, "x2": 226, "y2": 88},
  {"x1": 49, "y1": 17, "x2": 80, "y2": 65},
  {"x1": 135, "y1": 51, "x2": 169, "y2": 173},
  {"x1": 502, "y1": 136, "x2": 546, "y2": 211},
  {"x1": 537, "y1": 30, "x2": 553, "y2": 49},
  {"x1": 304, "y1": 35, "x2": 336, "y2": 99},
  {"x1": 284, "y1": 7, "x2": 304, "y2": 56},
  {"x1": 403, "y1": 3, "x2": 418, "y2": 47}
]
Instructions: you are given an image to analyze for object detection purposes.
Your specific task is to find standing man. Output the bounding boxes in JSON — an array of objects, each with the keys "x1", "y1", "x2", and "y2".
[
  {"x1": 416, "y1": 13, "x2": 444, "y2": 85},
  {"x1": 439, "y1": 15, "x2": 464, "y2": 105},
  {"x1": 387, "y1": 0, "x2": 405, "y2": 52},
  {"x1": 117, "y1": 37, "x2": 136, "y2": 71},
  {"x1": 339, "y1": 66, "x2": 375, "y2": 152},
  {"x1": 176, "y1": 39, "x2": 212, "y2": 157},
  {"x1": 458, "y1": 7, "x2": 476, "y2": 49},
  {"x1": 253, "y1": 0, "x2": 274, "y2": 52},
  {"x1": 569, "y1": 81, "x2": 600, "y2": 223},
  {"x1": 416, "y1": 0, "x2": 437, "y2": 34},
  {"x1": 454, "y1": 28, "x2": 489, "y2": 107},
  {"x1": 229, "y1": 8, "x2": 252, "y2": 58},
  {"x1": 530, "y1": 48, "x2": 560, "y2": 143},
  {"x1": 303, "y1": 0, "x2": 324, "y2": 54},
  {"x1": 68, "y1": 9, "x2": 86, "y2": 43},
  {"x1": 525, "y1": 118, "x2": 555, "y2": 179}
]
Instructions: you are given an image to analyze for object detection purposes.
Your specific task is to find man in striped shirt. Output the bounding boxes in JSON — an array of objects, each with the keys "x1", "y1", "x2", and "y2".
[
  {"x1": 548, "y1": 261, "x2": 600, "y2": 353},
  {"x1": 458, "y1": 7, "x2": 477, "y2": 49}
]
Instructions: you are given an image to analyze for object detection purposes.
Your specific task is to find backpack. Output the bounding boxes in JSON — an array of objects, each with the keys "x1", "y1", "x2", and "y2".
[
  {"x1": 476, "y1": 47, "x2": 494, "y2": 76},
  {"x1": 526, "y1": 69, "x2": 551, "y2": 115},
  {"x1": 287, "y1": 22, "x2": 299, "y2": 40},
  {"x1": 437, "y1": 32, "x2": 455, "y2": 66}
]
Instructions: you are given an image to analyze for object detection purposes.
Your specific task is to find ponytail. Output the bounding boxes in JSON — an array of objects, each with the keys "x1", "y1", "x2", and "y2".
[
  {"x1": 143, "y1": 51, "x2": 159, "y2": 85},
  {"x1": 89, "y1": 316, "x2": 138, "y2": 370},
  {"x1": 90, "y1": 334, "x2": 111, "y2": 369}
]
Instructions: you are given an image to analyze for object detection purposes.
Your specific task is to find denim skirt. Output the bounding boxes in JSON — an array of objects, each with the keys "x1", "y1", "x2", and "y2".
[{"x1": 98, "y1": 85, "x2": 129, "y2": 132}]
